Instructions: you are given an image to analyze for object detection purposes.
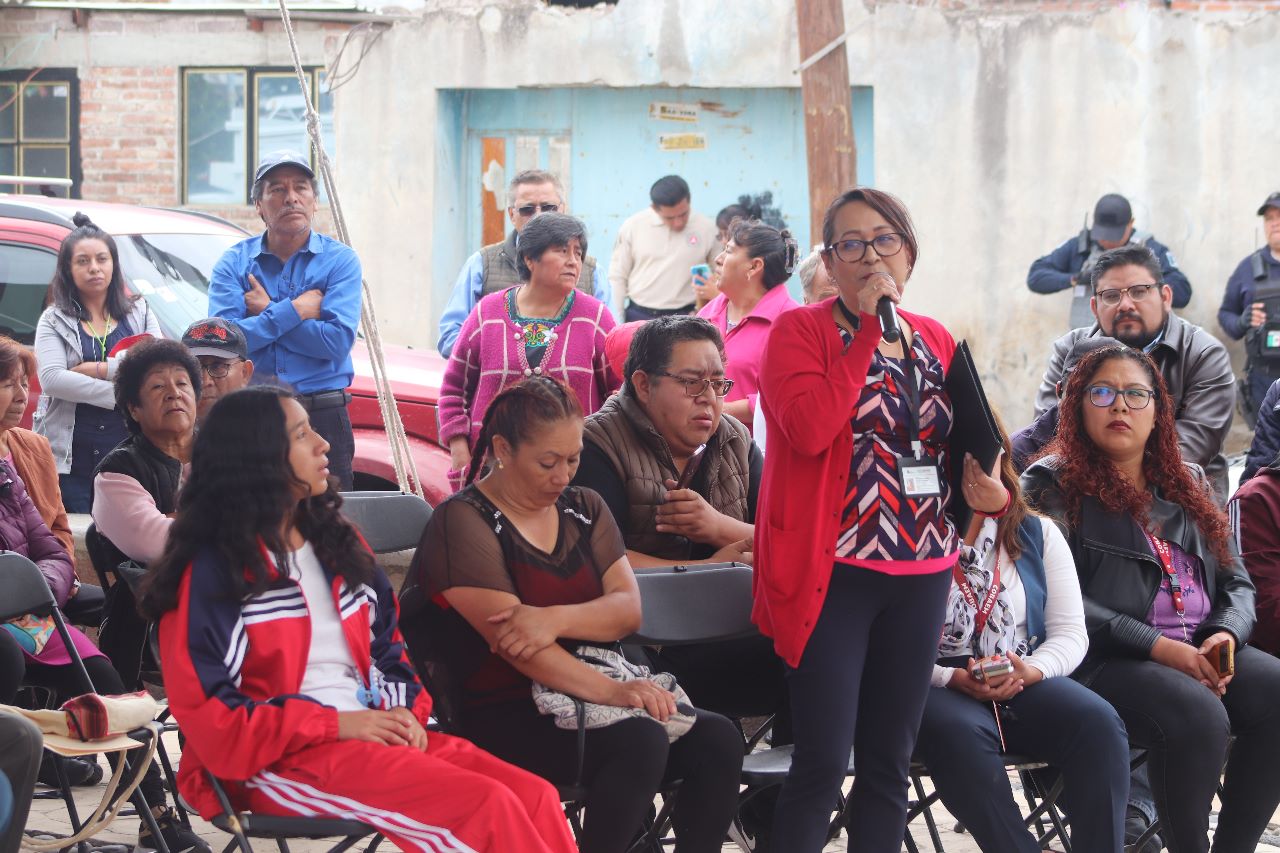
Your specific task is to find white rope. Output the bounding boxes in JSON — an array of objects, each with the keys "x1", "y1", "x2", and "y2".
[{"x1": 276, "y1": 0, "x2": 423, "y2": 498}]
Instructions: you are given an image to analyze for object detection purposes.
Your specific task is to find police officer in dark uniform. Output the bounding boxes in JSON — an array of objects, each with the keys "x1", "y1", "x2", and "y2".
[
  {"x1": 1028, "y1": 193, "x2": 1192, "y2": 331},
  {"x1": 1219, "y1": 191, "x2": 1280, "y2": 427}
]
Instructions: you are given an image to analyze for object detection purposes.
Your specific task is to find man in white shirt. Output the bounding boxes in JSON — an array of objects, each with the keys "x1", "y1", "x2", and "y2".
[{"x1": 609, "y1": 175, "x2": 720, "y2": 322}]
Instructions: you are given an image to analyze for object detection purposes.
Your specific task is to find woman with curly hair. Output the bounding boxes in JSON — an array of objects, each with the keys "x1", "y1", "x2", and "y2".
[
  {"x1": 139, "y1": 386, "x2": 575, "y2": 853},
  {"x1": 1022, "y1": 345, "x2": 1280, "y2": 853}
]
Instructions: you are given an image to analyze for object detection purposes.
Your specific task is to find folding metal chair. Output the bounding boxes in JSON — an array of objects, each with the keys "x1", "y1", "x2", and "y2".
[
  {"x1": 0, "y1": 550, "x2": 169, "y2": 852},
  {"x1": 205, "y1": 774, "x2": 383, "y2": 853},
  {"x1": 338, "y1": 492, "x2": 432, "y2": 554},
  {"x1": 628, "y1": 562, "x2": 856, "y2": 853},
  {"x1": 904, "y1": 755, "x2": 1071, "y2": 853}
]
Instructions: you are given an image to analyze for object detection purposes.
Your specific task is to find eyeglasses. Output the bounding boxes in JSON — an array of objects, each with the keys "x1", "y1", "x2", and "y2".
[
  {"x1": 515, "y1": 203, "x2": 560, "y2": 217},
  {"x1": 825, "y1": 233, "x2": 906, "y2": 264},
  {"x1": 1087, "y1": 384, "x2": 1156, "y2": 409},
  {"x1": 653, "y1": 372, "x2": 735, "y2": 398},
  {"x1": 1094, "y1": 283, "x2": 1159, "y2": 307},
  {"x1": 198, "y1": 358, "x2": 244, "y2": 379}
]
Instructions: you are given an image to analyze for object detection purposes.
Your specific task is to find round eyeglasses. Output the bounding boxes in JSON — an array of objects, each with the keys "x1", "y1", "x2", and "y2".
[{"x1": 1087, "y1": 385, "x2": 1155, "y2": 409}]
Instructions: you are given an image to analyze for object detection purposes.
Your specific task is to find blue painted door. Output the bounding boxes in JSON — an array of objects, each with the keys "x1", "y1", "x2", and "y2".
[{"x1": 433, "y1": 86, "x2": 873, "y2": 305}]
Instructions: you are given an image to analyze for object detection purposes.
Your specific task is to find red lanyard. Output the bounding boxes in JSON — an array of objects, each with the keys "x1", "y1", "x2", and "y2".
[
  {"x1": 953, "y1": 554, "x2": 1001, "y2": 638},
  {"x1": 1146, "y1": 532, "x2": 1189, "y2": 642},
  {"x1": 1145, "y1": 533, "x2": 1184, "y2": 615}
]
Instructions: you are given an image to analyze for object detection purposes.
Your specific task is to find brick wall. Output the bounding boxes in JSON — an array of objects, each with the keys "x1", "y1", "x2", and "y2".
[{"x1": 0, "y1": 8, "x2": 342, "y2": 236}]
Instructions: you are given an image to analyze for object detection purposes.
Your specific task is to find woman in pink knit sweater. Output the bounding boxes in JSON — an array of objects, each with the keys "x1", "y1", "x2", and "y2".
[{"x1": 440, "y1": 213, "x2": 616, "y2": 487}]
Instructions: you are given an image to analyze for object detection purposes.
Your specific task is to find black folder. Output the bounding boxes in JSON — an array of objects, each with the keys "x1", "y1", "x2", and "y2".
[{"x1": 944, "y1": 340, "x2": 1005, "y2": 533}]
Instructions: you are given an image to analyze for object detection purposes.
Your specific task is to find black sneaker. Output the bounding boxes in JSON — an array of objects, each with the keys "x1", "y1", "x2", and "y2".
[
  {"x1": 37, "y1": 753, "x2": 103, "y2": 788},
  {"x1": 138, "y1": 805, "x2": 211, "y2": 853},
  {"x1": 1124, "y1": 806, "x2": 1163, "y2": 853}
]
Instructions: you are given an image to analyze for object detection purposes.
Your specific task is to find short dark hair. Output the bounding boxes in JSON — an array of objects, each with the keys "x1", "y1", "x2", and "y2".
[
  {"x1": 517, "y1": 213, "x2": 588, "y2": 282},
  {"x1": 730, "y1": 219, "x2": 799, "y2": 290},
  {"x1": 821, "y1": 187, "x2": 920, "y2": 271},
  {"x1": 650, "y1": 175, "x2": 691, "y2": 208},
  {"x1": 1089, "y1": 244, "x2": 1163, "y2": 292},
  {"x1": 113, "y1": 338, "x2": 202, "y2": 435},
  {"x1": 716, "y1": 204, "x2": 751, "y2": 231},
  {"x1": 466, "y1": 376, "x2": 583, "y2": 485},
  {"x1": 622, "y1": 316, "x2": 725, "y2": 395},
  {"x1": 50, "y1": 214, "x2": 138, "y2": 322}
]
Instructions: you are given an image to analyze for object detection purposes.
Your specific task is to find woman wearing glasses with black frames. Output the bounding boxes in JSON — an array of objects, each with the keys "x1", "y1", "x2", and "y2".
[
  {"x1": 755, "y1": 188, "x2": 1007, "y2": 851},
  {"x1": 1023, "y1": 345, "x2": 1280, "y2": 853}
]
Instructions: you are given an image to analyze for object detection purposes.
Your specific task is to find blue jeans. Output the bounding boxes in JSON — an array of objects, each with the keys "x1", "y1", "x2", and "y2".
[
  {"x1": 914, "y1": 676, "x2": 1129, "y2": 853},
  {"x1": 58, "y1": 472, "x2": 93, "y2": 514},
  {"x1": 1078, "y1": 646, "x2": 1280, "y2": 853}
]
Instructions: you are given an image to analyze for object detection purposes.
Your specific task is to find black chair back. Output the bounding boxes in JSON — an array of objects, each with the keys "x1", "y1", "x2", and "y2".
[
  {"x1": 0, "y1": 551, "x2": 96, "y2": 697},
  {"x1": 628, "y1": 562, "x2": 757, "y2": 646},
  {"x1": 339, "y1": 492, "x2": 432, "y2": 554}
]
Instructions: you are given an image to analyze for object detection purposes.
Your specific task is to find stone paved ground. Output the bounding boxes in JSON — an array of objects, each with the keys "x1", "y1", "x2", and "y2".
[{"x1": 23, "y1": 727, "x2": 1280, "y2": 852}]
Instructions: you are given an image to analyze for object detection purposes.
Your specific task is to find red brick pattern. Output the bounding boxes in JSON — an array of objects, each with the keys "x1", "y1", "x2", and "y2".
[{"x1": 0, "y1": 9, "x2": 340, "y2": 235}]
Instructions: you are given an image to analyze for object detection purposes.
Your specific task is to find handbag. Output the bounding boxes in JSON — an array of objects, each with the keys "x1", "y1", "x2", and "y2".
[
  {"x1": 532, "y1": 645, "x2": 697, "y2": 742},
  {"x1": 2, "y1": 613, "x2": 55, "y2": 656}
]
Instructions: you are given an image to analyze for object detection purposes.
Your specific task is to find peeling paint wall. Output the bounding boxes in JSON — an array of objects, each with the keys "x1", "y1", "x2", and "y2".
[{"x1": 337, "y1": 0, "x2": 1279, "y2": 427}]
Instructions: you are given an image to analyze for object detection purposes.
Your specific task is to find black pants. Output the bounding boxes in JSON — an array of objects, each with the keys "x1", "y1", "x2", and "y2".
[
  {"x1": 623, "y1": 302, "x2": 695, "y2": 323},
  {"x1": 0, "y1": 630, "x2": 165, "y2": 807},
  {"x1": 772, "y1": 564, "x2": 952, "y2": 853},
  {"x1": 465, "y1": 702, "x2": 742, "y2": 853},
  {"x1": 650, "y1": 634, "x2": 792, "y2": 743},
  {"x1": 914, "y1": 675, "x2": 1129, "y2": 852},
  {"x1": 1078, "y1": 645, "x2": 1280, "y2": 853},
  {"x1": 0, "y1": 712, "x2": 42, "y2": 852},
  {"x1": 308, "y1": 402, "x2": 355, "y2": 491}
]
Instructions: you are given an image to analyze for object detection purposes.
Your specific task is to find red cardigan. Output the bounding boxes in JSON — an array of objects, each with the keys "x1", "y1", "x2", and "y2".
[{"x1": 753, "y1": 300, "x2": 956, "y2": 667}]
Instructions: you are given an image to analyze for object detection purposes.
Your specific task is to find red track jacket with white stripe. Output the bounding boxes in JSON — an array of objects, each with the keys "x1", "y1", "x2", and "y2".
[{"x1": 158, "y1": 545, "x2": 430, "y2": 818}]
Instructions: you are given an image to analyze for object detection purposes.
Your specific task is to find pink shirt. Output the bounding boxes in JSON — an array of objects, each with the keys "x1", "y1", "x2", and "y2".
[{"x1": 698, "y1": 285, "x2": 798, "y2": 422}]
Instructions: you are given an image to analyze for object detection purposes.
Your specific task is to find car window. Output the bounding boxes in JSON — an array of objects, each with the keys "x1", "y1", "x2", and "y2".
[
  {"x1": 116, "y1": 233, "x2": 239, "y2": 338},
  {"x1": 0, "y1": 242, "x2": 55, "y2": 345}
]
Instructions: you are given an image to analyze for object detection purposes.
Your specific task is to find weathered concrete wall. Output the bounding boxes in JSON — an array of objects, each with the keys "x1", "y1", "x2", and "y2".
[{"x1": 339, "y1": 0, "x2": 1276, "y2": 428}]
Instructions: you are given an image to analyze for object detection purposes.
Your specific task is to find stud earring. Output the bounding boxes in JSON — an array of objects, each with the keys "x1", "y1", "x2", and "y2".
[{"x1": 496, "y1": 458, "x2": 505, "y2": 469}]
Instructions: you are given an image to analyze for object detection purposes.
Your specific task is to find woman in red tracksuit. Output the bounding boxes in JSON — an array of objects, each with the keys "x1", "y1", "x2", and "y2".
[{"x1": 139, "y1": 385, "x2": 575, "y2": 853}]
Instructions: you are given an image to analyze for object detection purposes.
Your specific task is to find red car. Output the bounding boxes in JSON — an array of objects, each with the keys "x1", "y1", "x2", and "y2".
[{"x1": 0, "y1": 194, "x2": 452, "y2": 505}]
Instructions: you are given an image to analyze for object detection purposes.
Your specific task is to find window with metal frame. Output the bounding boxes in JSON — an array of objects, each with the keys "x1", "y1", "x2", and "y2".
[
  {"x1": 182, "y1": 66, "x2": 334, "y2": 205},
  {"x1": 0, "y1": 69, "x2": 80, "y2": 199}
]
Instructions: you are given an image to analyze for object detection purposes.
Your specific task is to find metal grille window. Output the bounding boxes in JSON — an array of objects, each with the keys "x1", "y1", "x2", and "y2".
[
  {"x1": 182, "y1": 67, "x2": 334, "y2": 205},
  {"x1": 0, "y1": 69, "x2": 80, "y2": 198}
]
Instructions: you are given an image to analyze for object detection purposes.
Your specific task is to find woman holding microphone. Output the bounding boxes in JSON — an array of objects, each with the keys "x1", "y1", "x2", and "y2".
[{"x1": 756, "y1": 188, "x2": 1005, "y2": 851}]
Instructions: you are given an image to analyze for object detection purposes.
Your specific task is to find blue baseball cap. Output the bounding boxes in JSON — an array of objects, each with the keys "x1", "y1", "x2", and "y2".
[{"x1": 253, "y1": 150, "x2": 314, "y2": 184}]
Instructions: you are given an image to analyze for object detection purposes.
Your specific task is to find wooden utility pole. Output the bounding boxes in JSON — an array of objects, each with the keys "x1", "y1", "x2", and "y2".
[{"x1": 796, "y1": 0, "x2": 857, "y2": 243}]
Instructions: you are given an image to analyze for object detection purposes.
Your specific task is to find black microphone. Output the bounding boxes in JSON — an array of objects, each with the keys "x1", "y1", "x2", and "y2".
[{"x1": 877, "y1": 296, "x2": 901, "y2": 343}]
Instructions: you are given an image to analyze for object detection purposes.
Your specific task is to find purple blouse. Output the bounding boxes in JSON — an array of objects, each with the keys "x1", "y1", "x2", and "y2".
[{"x1": 1145, "y1": 537, "x2": 1211, "y2": 643}]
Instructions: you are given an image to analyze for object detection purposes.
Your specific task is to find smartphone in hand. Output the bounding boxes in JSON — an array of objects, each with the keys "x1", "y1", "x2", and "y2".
[
  {"x1": 1204, "y1": 639, "x2": 1234, "y2": 678},
  {"x1": 674, "y1": 444, "x2": 707, "y2": 490}
]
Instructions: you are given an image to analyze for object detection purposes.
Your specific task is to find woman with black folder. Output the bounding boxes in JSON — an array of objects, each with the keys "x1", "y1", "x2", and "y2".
[
  {"x1": 913, "y1": 426, "x2": 1129, "y2": 853},
  {"x1": 755, "y1": 187, "x2": 1008, "y2": 851}
]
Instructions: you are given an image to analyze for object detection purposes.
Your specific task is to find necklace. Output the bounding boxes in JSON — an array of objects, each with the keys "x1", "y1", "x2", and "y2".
[
  {"x1": 84, "y1": 316, "x2": 114, "y2": 361},
  {"x1": 507, "y1": 288, "x2": 575, "y2": 349}
]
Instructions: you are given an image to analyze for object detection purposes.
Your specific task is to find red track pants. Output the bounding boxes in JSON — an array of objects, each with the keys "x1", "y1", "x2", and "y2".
[{"x1": 242, "y1": 731, "x2": 576, "y2": 853}]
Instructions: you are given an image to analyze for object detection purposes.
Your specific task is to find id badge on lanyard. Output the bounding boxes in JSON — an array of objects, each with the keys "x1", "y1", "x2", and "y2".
[{"x1": 895, "y1": 346, "x2": 942, "y2": 499}]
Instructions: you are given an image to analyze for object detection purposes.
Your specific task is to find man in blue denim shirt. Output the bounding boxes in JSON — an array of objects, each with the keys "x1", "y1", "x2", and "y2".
[{"x1": 208, "y1": 150, "x2": 362, "y2": 489}]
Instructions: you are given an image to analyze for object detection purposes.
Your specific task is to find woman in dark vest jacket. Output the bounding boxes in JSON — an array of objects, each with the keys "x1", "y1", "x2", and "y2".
[
  {"x1": 913, "y1": 429, "x2": 1128, "y2": 852},
  {"x1": 1023, "y1": 344, "x2": 1280, "y2": 853},
  {"x1": 89, "y1": 339, "x2": 200, "y2": 689}
]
